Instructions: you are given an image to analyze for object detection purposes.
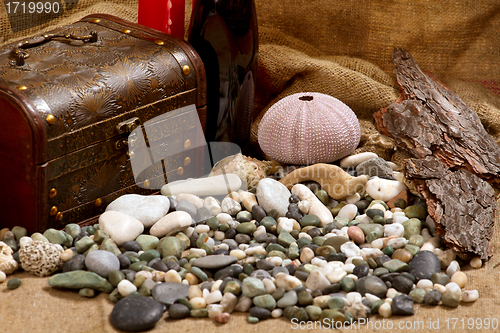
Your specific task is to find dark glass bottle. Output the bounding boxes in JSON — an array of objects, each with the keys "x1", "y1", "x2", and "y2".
[{"x1": 188, "y1": 0, "x2": 258, "y2": 154}]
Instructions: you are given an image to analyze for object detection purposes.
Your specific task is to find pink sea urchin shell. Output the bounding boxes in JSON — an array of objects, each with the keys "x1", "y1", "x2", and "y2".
[{"x1": 258, "y1": 92, "x2": 361, "y2": 165}]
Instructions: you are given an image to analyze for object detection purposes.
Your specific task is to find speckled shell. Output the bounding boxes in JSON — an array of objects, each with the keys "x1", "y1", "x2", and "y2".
[{"x1": 258, "y1": 92, "x2": 360, "y2": 165}]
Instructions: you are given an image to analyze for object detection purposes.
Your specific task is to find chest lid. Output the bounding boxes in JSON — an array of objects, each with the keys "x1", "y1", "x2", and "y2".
[{"x1": 0, "y1": 14, "x2": 205, "y2": 163}]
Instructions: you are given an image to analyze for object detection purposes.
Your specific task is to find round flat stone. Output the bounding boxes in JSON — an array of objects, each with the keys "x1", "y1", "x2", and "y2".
[
  {"x1": 169, "y1": 303, "x2": 191, "y2": 319},
  {"x1": 84, "y1": 250, "x2": 120, "y2": 278},
  {"x1": 152, "y1": 282, "x2": 190, "y2": 306},
  {"x1": 192, "y1": 255, "x2": 238, "y2": 269},
  {"x1": 408, "y1": 250, "x2": 441, "y2": 281},
  {"x1": 355, "y1": 275, "x2": 388, "y2": 299},
  {"x1": 111, "y1": 296, "x2": 165, "y2": 331}
]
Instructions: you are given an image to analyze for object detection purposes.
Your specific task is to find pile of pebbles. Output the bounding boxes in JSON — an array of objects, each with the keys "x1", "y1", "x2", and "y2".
[{"x1": 0, "y1": 152, "x2": 482, "y2": 331}]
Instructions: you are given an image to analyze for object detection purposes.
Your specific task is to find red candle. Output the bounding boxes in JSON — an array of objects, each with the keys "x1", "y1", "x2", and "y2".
[{"x1": 138, "y1": 0, "x2": 185, "y2": 39}]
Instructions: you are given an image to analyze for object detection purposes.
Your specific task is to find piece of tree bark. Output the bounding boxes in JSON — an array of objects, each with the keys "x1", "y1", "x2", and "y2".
[
  {"x1": 374, "y1": 48, "x2": 498, "y2": 259},
  {"x1": 405, "y1": 157, "x2": 495, "y2": 259}
]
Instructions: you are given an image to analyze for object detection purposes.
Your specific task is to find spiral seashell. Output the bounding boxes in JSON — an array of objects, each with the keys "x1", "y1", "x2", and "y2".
[{"x1": 258, "y1": 92, "x2": 361, "y2": 165}]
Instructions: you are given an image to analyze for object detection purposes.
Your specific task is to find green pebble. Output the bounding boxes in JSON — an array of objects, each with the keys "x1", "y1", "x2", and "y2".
[
  {"x1": 320, "y1": 309, "x2": 345, "y2": 323},
  {"x1": 290, "y1": 230, "x2": 300, "y2": 239},
  {"x1": 267, "y1": 250, "x2": 286, "y2": 260},
  {"x1": 126, "y1": 254, "x2": 140, "y2": 264},
  {"x1": 141, "y1": 266, "x2": 155, "y2": 273},
  {"x1": 316, "y1": 245, "x2": 336, "y2": 257},
  {"x1": 247, "y1": 316, "x2": 259, "y2": 324},
  {"x1": 382, "y1": 246, "x2": 394, "y2": 256},
  {"x1": 404, "y1": 244, "x2": 420, "y2": 256},
  {"x1": 366, "y1": 258, "x2": 378, "y2": 269},
  {"x1": 75, "y1": 236, "x2": 95, "y2": 254},
  {"x1": 242, "y1": 277, "x2": 265, "y2": 297},
  {"x1": 297, "y1": 236, "x2": 311, "y2": 249},
  {"x1": 224, "y1": 280, "x2": 242, "y2": 295},
  {"x1": 237, "y1": 211, "x2": 253, "y2": 221},
  {"x1": 3, "y1": 239, "x2": 18, "y2": 252},
  {"x1": 331, "y1": 203, "x2": 346, "y2": 216},
  {"x1": 218, "y1": 223, "x2": 230, "y2": 232},
  {"x1": 394, "y1": 198, "x2": 407, "y2": 209},
  {"x1": 300, "y1": 215, "x2": 320, "y2": 227},
  {"x1": 266, "y1": 243, "x2": 286, "y2": 253},
  {"x1": 79, "y1": 288, "x2": 96, "y2": 298},
  {"x1": 253, "y1": 294, "x2": 276, "y2": 310},
  {"x1": 138, "y1": 285, "x2": 151, "y2": 296},
  {"x1": 139, "y1": 249, "x2": 161, "y2": 263},
  {"x1": 64, "y1": 224, "x2": 81, "y2": 239},
  {"x1": 93, "y1": 223, "x2": 100, "y2": 230},
  {"x1": 369, "y1": 200, "x2": 389, "y2": 210},
  {"x1": 43, "y1": 228, "x2": 67, "y2": 245},
  {"x1": 340, "y1": 277, "x2": 356, "y2": 292},
  {"x1": 200, "y1": 243, "x2": 213, "y2": 255},
  {"x1": 327, "y1": 296, "x2": 345, "y2": 309},
  {"x1": 287, "y1": 242, "x2": 300, "y2": 260},
  {"x1": 352, "y1": 259, "x2": 368, "y2": 266},
  {"x1": 7, "y1": 278, "x2": 22, "y2": 290},
  {"x1": 409, "y1": 288, "x2": 426, "y2": 304},
  {"x1": 175, "y1": 232, "x2": 191, "y2": 251},
  {"x1": 278, "y1": 229, "x2": 296, "y2": 247},
  {"x1": 315, "y1": 190, "x2": 329, "y2": 205},
  {"x1": 283, "y1": 306, "x2": 309, "y2": 322},
  {"x1": 312, "y1": 236, "x2": 326, "y2": 246},
  {"x1": 178, "y1": 268, "x2": 187, "y2": 279},
  {"x1": 128, "y1": 291, "x2": 140, "y2": 297},
  {"x1": 31, "y1": 232, "x2": 49, "y2": 242},
  {"x1": 190, "y1": 266, "x2": 208, "y2": 281},
  {"x1": 305, "y1": 305, "x2": 322, "y2": 321},
  {"x1": 372, "y1": 215, "x2": 386, "y2": 225},
  {"x1": 323, "y1": 223, "x2": 337, "y2": 234},
  {"x1": 129, "y1": 261, "x2": 148, "y2": 272},
  {"x1": 108, "y1": 270, "x2": 125, "y2": 287},
  {"x1": 441, "y1": 293, "x2": 460, "y2": 308},
  {"x1": 243, "y1": 263, "x2": 255, "y2": 276},
  {"x1": 93, "y1": 230, "x2": 109, "y2": 244},
  {"x1": 357, "y1": 223, "x2": 384, "y2": 239},
  {"x1": 11, "y1": 226, "x2": 27, "y2": 241},
  {"x1": 334, "y1": 216, "x2": 349, "y2": 227},
  {"x1": 260, "y1": 216, "x2": 277, "y2": 233},
  {"x1": 236, "y1": 222, "x2": 257, "y2": 234},
  {"x1": 238, "y1": 273, "x2": 249, "y2": 281},
  {"x1": 206, "y1": 216, "x2": 219, "y2": 230},
  {"x1": 402, "y1": 218, "x2": 422, "y2": 239},
  {"x1": 370, "y1": 299, "x2": 385, "y2": 314},
  {"x1": 109, "y1": 288, "x2": 124, "y2": 303},
  {"x1": 195, "y1": 233, "x2": 209, "y2": 248},
  {"x1": 83, "y1": 244, "x2": 99, "y2": 256},
  {"x1": 135, "y1": 235, "x2": 159, "y2": 251},
  {"x1": 383, "y1": 259, "x2": 409, "y2": 272},
  {"x1": 191, "y1": 309, "x2": 209, "y2": 318},
  {"x1": 268, "y1": 209, "x2": 280, "y2": 221},
  {"x1": 133, "y1": 275, "x2": 146, "y2": 288},
  {"x1": 100, "y1": 238, "x2": 122, "y2": 256},
  {"x1": 323, "y1": 236, "x2": 349, "y2": 253},
  {"x1": 404, "y1": 205, "x2": 427, "y2": 220},
  {"x1": 176, "y1": 298, "x2": 193, "y2": 310},
  {"x1": 295, "y1": 286, "x2": 313, "y2": 305},
  {"x1": 87, "y1": 226, "x2": 96, "y2": 235},
  {"x1": 366, "y1": 208, "x2": 384, "y2": 219},
  {"x1": 408, "y1": 234, "x2": 424, "y2": 247},
  {"x1": 158, "y1": 236, "x2": 183, "y2": 259},
  {"x1": 431, "y1": 272, "x2": 450, "y2": 286},
  {"x1": 48, "y1": 271, "x2": 113, "y2": 293}
]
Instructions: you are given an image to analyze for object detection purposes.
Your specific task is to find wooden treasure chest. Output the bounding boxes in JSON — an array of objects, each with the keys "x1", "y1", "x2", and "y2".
[{"x1": 0, "y1": 14, "x2": 208, "y2": 233}]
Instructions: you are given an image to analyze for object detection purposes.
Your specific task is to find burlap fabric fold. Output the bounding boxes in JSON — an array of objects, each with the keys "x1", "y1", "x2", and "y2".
[{"x1": 1, "y1": 1, "x2": 500, "y2": 332}]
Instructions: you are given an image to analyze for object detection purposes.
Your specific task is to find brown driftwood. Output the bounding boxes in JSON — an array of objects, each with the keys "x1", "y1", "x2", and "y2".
[
  {"x1": 405, "y1": 157, "x2": 495, "y2": 259},
  {"x1": 374, "y1": 48, "x2": 498, "y2": 259}
]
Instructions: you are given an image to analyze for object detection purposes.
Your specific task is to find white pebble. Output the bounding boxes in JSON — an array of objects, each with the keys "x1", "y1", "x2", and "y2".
[
  {"x1": 234, "y1": 295, "x2": 252, "y2": 312},
  {"x1": 253, "y1": 225, "x2": 266, "y2": 238},
  {"x1": 450, "y1": 271, "x2": 467, "y2": 288},
  {"x1": 470, "y1": 257, "x2": 482, "y2": 269},
  {"x1": 340, "y1": 242, "x2": 361, "y2": 258},
  {"x1": 378, "y1": 302, "x2": 392, "y2": 318},
  {"x1": 212, "y1": 280, "x2": 223, "y2": 292},
  {"x1": 311, "y1": 257, "x2": 327, "y2": 267},
  {"x1": 366, "y1": 177, "x2": 407, "y2": 202},
  {"x1": 298, "y1": 200, "x2": 310, "y2": 214},
  {"x1": 364, "y1": 293, "x2": 380, "y2": 304},
  {"x1": 421, "y1": 228, "x2": 431, "y2": 241},
  {"x1": 60, "y1": 249, "x2": 74, "y2": 262},
  {"x1": 337, "y1": 204, "x2": 358, "y2": 222},
  {"x1": 216, "y1": 213, "x2": 233, "y2": 224},
  {"x1": 346, "y1": 292, "x2": 362, "y2": 305},
  {"x1": 204, "y1": 196, "x2": 222, "y2": 216},
  {"x1": 203, "y1": 287, "x2": 210, "y2": 300},
  {"x1": 220, "y1": 292, "x2": 238, "y2": 313},
  {"x1": 221, "y1": 197, "x2": 241, "y2": 215},
  {"x1": 356, "y1": 214, "x2": 371, "y2": 224},
  {"x1": 183, "y1": 227, "x2": 195, "y2": 238},
  {"x1": 117, "y1": 279, "x2": 137, "y2": 297},
  {"x1": 384, "y1": 223, "x2": 404, "y2": 238},
  {"x1": 340, "y1": 152, "x2": 378, "y2": 168},
  {"x1": 277, "y1": 217, "x2": 294, "y2": 233},
  {"x1": 384, "y1": 298, "x2": 393, "y2": 305},
  {"x1": 345, "y1": 256, "x2": 364, "y2": 265},
  {"x1": 342, "y1": 263, "x2": 355, "y2": 274},
  {"x1": 207, "y1": 230, "x2": 215, "y2": 238},
  {"x1": 361, "y1": 248, "x2": 384, "y2": 260},
  {"x1": 206, "y1": 290, "x2": 223, "y2": 304},
  {"x1": 238, "y1": 244, "x2": 249, "y2": 251},
  {"x1": 142, "y1": 278, "x2": 156, "y2": 291},
  {"x1": 386, "y1": 288, "x2": 399, "y2": 299},
  {"x1": 164, "y1": 270, "x2": 182, "y2": 283},
  {"x1": 387, "y1": 237, "x2": 407, "y2": 249},
  {"x1": 181, "y1": 279, "x2": 190, "y2": 285},
  {"x1": 346, "y1": 274, "x2": 358, "y2": 282},
  {"x1": 207, "y1": 304, "x2": 224, "y2": 318},
  {"x1": 267, "y1": 256, "x2": 282, "y2": 267},
  {"x1": 300, "y1": 247, "x2": 315, "y2": 263},
  {"x1": 370, "y1": 203, "x2": 386, "y2": 212},
  {"x1": 388, "y1": 162, "x2": 399, "y2": 171},
  {"x1": 190, "y1": 248, "x2": 207, "y2": 256},
  {"x1": 433, "y1": 283, "x2": 446, "y2": 294},
  {"x1": 392, "y1": 211, "x2": 406, "y2": 217},
  {"x1": 245, "y1": 245, "x2": 267, "y2": 256},
  {"x1": 191, "y1": 297, "x2": 207, "y2": 309},
  {"x1": 271, "y1": 308, "x2": 283, "y2": 318},
  {"x1": 194, "y1": 224, "x2": 210, "y2": 234},
  {"x1": 446, "y1": 260, "x2": 461, "y2": 278},
  {"x1": 263, "y1": 278, "x2": 277, "y2": 294},
  {"x1": 445, "y1": 282, "x2": 462, "y2": 298},
  {"x1": 370, "y1": 238, "x2": 384, "y2": 249},
  {"x1": 135, "y1": 271, "x2": 153, "y2": 280},
  {"x1": 384, "y1": 210, "x2": 393, "y2": 220},
  {"x1": 327, "y1": 270, "x2": 347, "y2": 284},
  {"x1": 229, "y1": 249, "x2": 246, "y2": 260},
  {"x1": 416, "y1": 279, "x2": 433, "y2": 292},
  {"x1": 346, "y1": 193, "x2": 361, "y2": 204},
  {"x1": 462, "y1": 290, "x2": 479, "y2": 302},
  {"x1": 0, "y1": 271, "x2": 6, "y2": 283},
  {"x1": 421, "y1": 237, "x2": 441, "y2": 252},
  {"x1": 189, "y1": 285, "x2": 203, "y2": 299},
  {"x1": 19, "y1": 236, "x2": 33, "y2": 248},
  {"x1": 214, "y1": 231, "x2": 226, "y2": 241},
  {"x1": 214, "y1": 243, "x2": 229, "y2": 251}
]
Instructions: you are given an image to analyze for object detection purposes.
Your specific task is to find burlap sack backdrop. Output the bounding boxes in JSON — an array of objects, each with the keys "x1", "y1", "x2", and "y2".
[{"x1": 1, "y1": 1, "x2": 500, "y2": 333}]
